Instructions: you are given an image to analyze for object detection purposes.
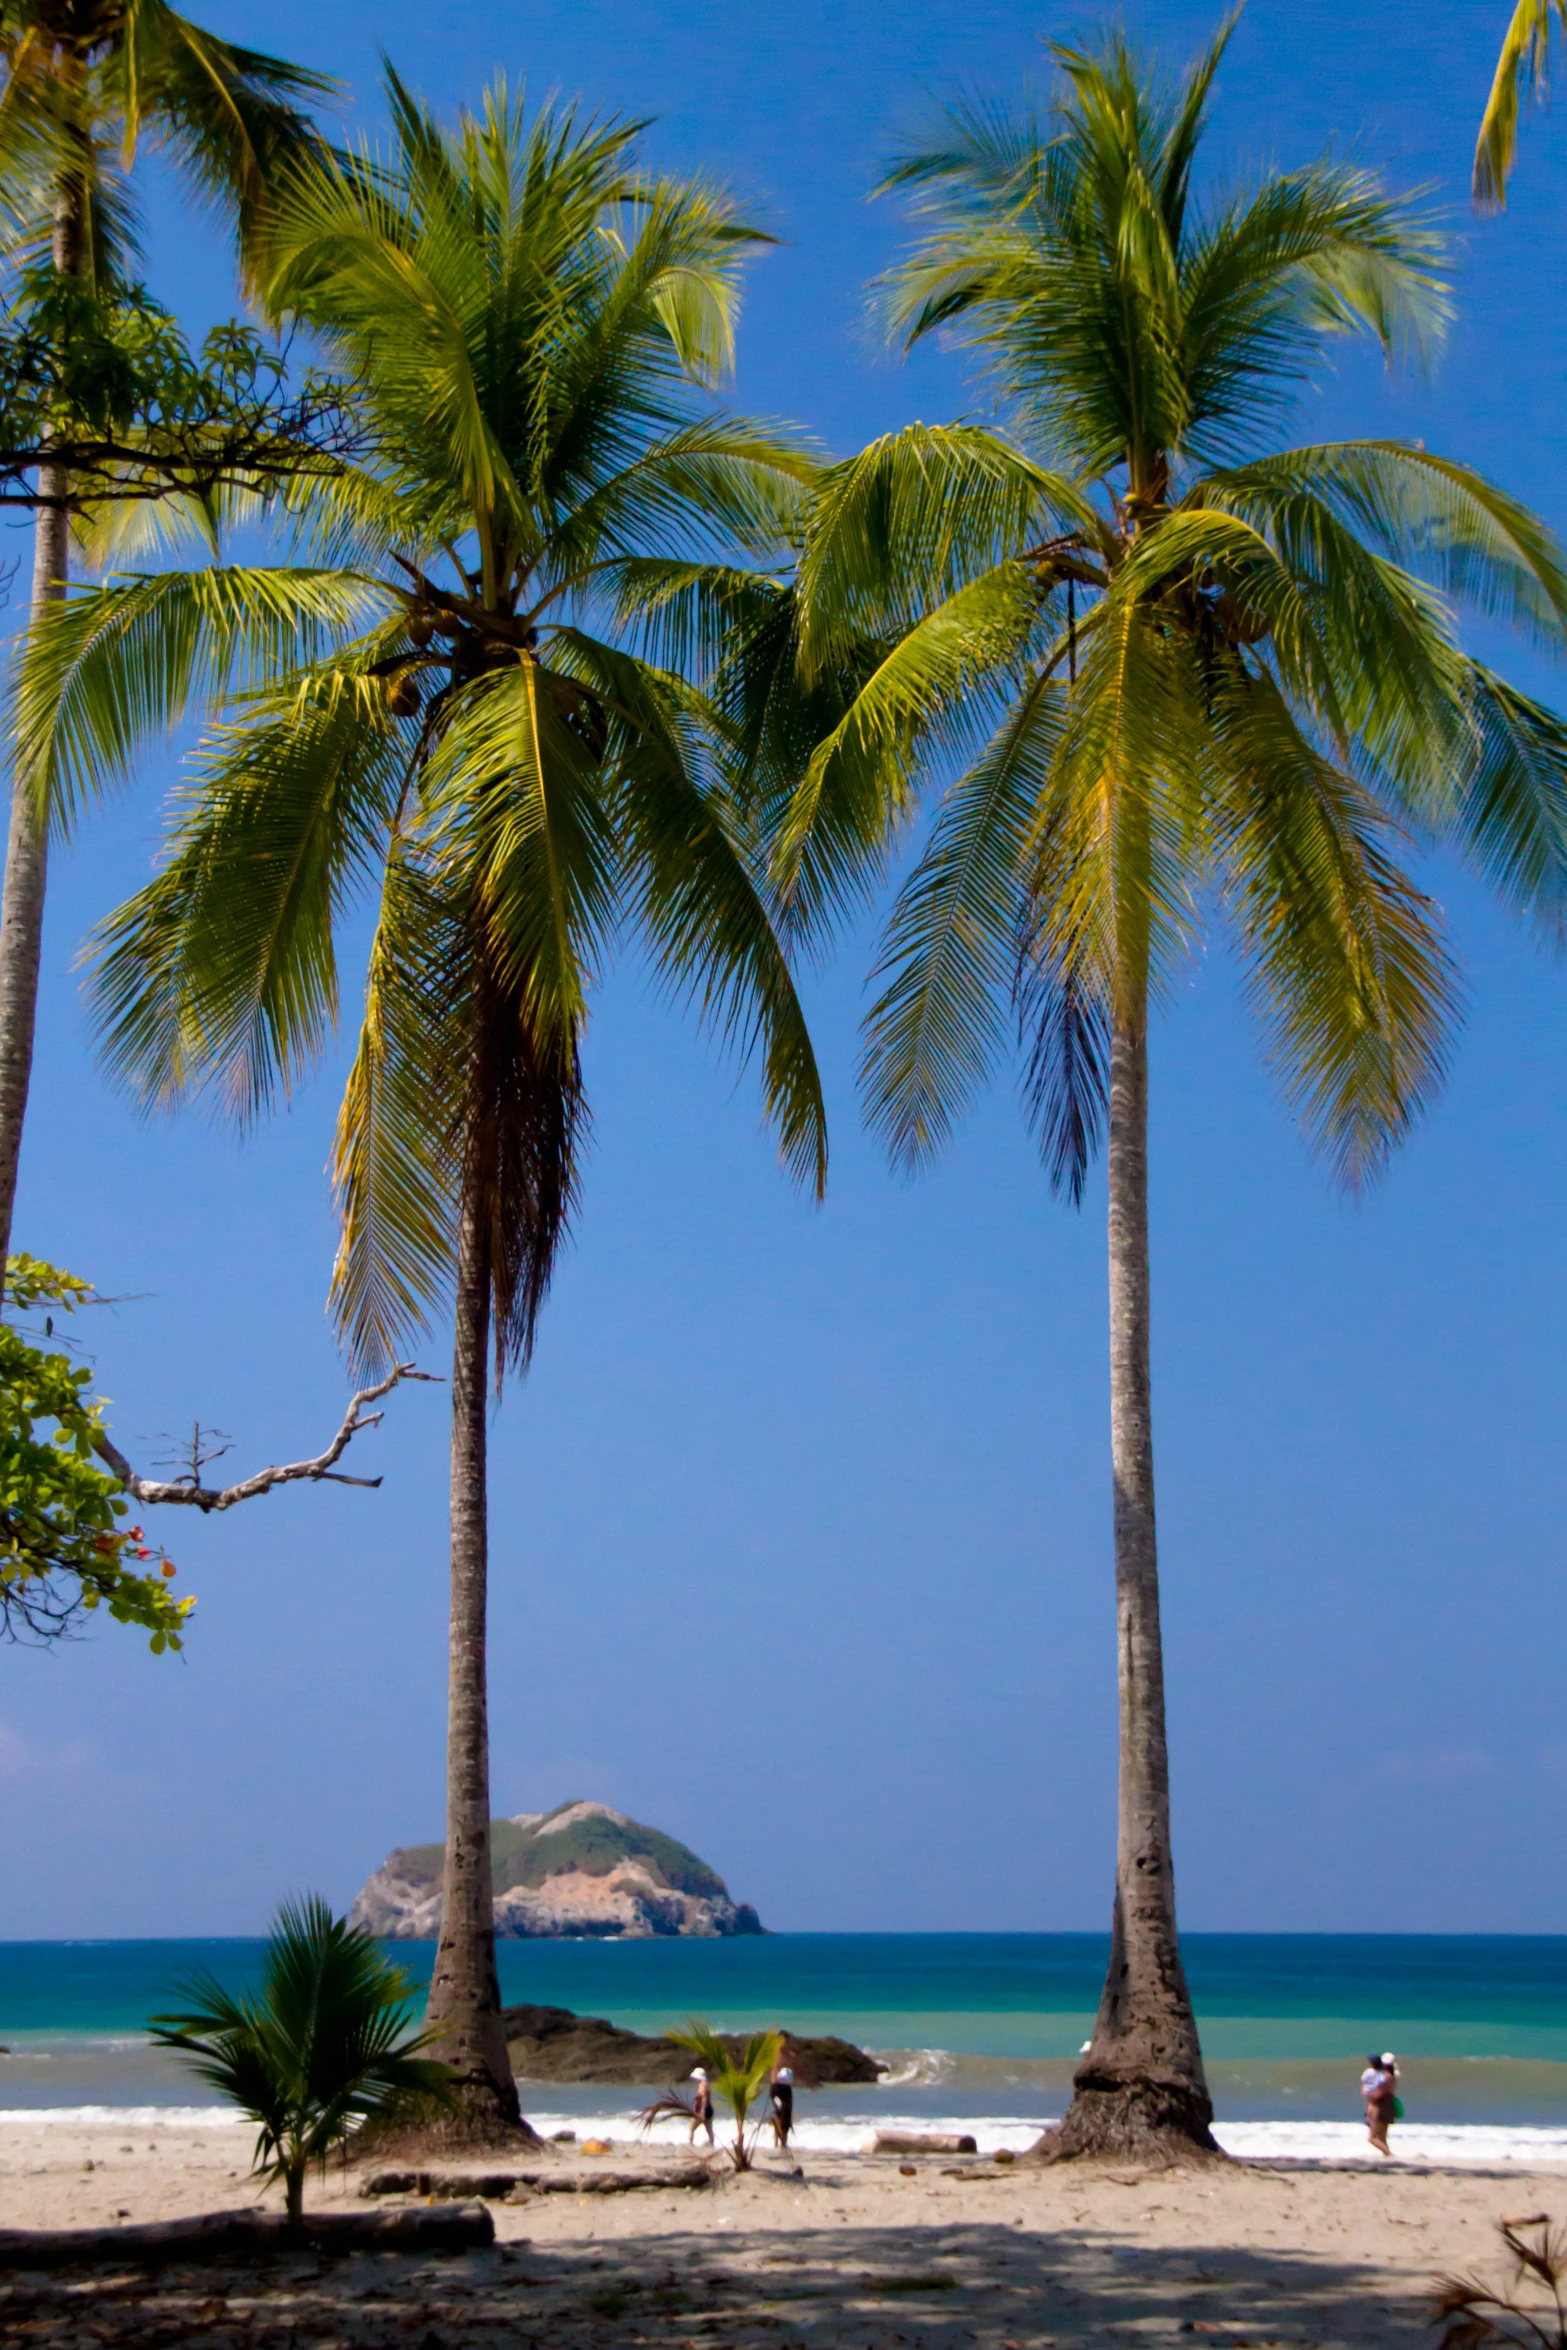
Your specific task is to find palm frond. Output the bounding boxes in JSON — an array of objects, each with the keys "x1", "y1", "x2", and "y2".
[
  {"x1": 561, "y1": 630, "x2": 828, "y2": 1194},
  {"x1": 1449, "y1": 662, "x2": 1567, "y2": 947},
  {"x1": 329, "y1": 843, "x2": 466, "y2": 1375},
  {"x1": 861, "y1": 665, "x2": 1065, "y2": 1172},
  {"x1": 1208, "y1": 664, "x2": 1461, "y2": 1186},
  {"x1": 421, "y1": 660, "x2": 621, "y2": 1050},
  {"x1": 1475, "y1": 0, "x2": 1567, "y2": 208},
  {"x1": 15, "y1": 565, "x2": 390, "y2": 833},
  {"x1": 86, "y1": 667, "x2": 405, "y2": 1117},
  {"x1": 796, "y1": 425, "x2": 1095, "y2": 676},
  {"x1": 776, "y1": 562, "x2": 1040, "y2": 945}
]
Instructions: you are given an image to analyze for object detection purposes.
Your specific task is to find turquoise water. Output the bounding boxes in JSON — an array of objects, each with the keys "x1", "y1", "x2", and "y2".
[{"x1": 2, "y1": 1933, "x2": 1564, "y2": 2128}]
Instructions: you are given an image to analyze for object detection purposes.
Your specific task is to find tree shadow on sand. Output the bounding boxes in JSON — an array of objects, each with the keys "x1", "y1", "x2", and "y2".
[{"x1": 0, "y1": 2206, "x2": 1439, "y2": 2346}]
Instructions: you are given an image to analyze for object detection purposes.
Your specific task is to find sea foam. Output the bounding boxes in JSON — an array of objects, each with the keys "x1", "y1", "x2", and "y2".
[{"x1": 3, "y1": 2104, "x2": 1566, "y2": 2163}]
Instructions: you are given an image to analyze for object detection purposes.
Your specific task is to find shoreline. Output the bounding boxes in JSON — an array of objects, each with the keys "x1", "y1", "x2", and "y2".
[{"x1": 4, "y1": 2101, "x2": 1567, "y2": 2169}]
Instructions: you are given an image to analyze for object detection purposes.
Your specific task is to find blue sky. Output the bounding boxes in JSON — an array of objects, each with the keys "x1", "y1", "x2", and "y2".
[{"x1": 5, "y1": 0, "x2": 1567, "y2": 1938}]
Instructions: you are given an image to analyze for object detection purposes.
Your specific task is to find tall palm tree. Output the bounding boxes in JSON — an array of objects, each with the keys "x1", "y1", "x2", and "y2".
[
  {"x1": 1475, "y1": 2, "x2": 1567, "y2": 206},
  {"x1": 0, "y1": 1, "x2": 332, "y2": 1283},
  {"x1": 19, "y1": 75, "x2": 825, "y2": 2141},
  {"x1": 769, "y1": 22, "x2": 1567, "y2": 2160}
]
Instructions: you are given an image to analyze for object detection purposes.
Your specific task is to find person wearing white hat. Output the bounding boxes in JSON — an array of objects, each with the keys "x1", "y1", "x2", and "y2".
[
  {"x1": 1359, "y1": 2051, "x2": 1399, "y2": 2156},
  {"x1": 689, "y1": 2066, "x2": 714, "y2": 2146}
]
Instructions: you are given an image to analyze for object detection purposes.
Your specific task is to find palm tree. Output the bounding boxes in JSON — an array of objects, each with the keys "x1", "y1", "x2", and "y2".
[
  {"x1": 21, "y1": 75, "x2": 825, "y2": 2142},
  {"x1": 1475, "y1": 2, "x2": 1567, "y2": 205},
  {"x1": 0, "y1": 1, "x2": 332, "y2": 1283},
  {"x1": 770, "y1": 21, "x2": 1567, "y2": 2160},
  {"x1": 151, "y1": 1895, "x2": 454, "y2": 2225}
]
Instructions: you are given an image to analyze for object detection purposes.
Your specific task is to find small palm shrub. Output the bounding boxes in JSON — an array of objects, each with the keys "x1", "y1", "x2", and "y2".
[
  {"x1": 1432, "y1": 2213, "x2": 1567, "y2": 2348},
  {"x1": 639, "y1": 2019, "x2": 782, "y2": 2171},
  {"x1": 150, "y1": 1895, "x2": 454, "y2": 2224}
]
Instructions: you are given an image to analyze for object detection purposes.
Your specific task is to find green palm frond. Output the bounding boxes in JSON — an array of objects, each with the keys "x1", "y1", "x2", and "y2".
[
  {"x1": 796, "y1": 425, "x2": 1094, "y2": 675},
  {"x1": 861, "y1": 666, "x2": 1065, "y2": 1172},
  {"x1": 551, "y1": 420, "x2": 816, "y2": 575},
  {"x1": 607, "y1": 558, "x2": 789, "y2": 683},
  {"x1": 777, "y1": 563, "x2": 1040, "y2": 943},
  {"x1": 0, "y1": 2, "x2": 336, "y2": 299},
  {"x1": 16, "y1": 565, "x2": 392, "y2": 832},
  {"x1": 1475, "y1": 0, "x2": 1567, "y2": 208},
  {"x1": 1199, "y1": 443, "x2": 1567, "y2": 644},
  {"x1": 1449, "y1": 663, "x2": 1567, "y2": 946},
  {"x1": 1015, "y1": 923, "x2": 1110, "y2": 1207},
  {"x1": 1207, "y1": 665, "x2": 1461, "y2": 1187},
  {"x1": 879, "y1": 26, "x2": 1450, "y2": 472},
  {"x1": 421, "y1": 660, "x2": 622, "y2": 1048},
  {"x1": 562, "y1": 631, "x2": 827, "y2": 1194},
  {"x1": 87, "y1": 667, "x2": 406, "y2": 1117},
  {"x1": 329, "y1": 847, "x2": 466, "y2": 1376},
  {"x1": 108, "y1": 2, "x2": 336, "y2": 265},
  {"x1": 1023, "y1": 589, "x2": 1206, "y2": 1021}
]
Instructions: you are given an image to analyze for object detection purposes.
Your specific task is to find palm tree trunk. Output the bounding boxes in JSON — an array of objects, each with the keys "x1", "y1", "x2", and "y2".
[
  {"x1": 0, "y1": 186, "x2": 83, "y2": 1291},
  {"x1": 422, "y1": 1167, "x2": 536, "y2": 2143},
  {"x1": 1033, "y1": 1012, "x2": 1217, "y2": 2163}
]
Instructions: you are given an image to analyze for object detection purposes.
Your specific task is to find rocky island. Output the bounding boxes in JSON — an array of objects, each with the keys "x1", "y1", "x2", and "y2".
[{"x1": 350, "y1": 1799, "x2": 764, "y2": 1940}]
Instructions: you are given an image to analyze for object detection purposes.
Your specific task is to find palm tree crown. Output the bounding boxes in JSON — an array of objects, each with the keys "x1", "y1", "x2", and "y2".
[
  {"x1": 0, "y1": 0, "x2": 333, "y2": 277},
  {"x1": 772, "y1": 18, "x2": 1567, "y2": 2160},
  {"x1": 32, "y1": 70, "x2": 826, "y2": 1368},
  {"x1": 784, "y1": 21, "x2": 1567, "y2": 1194}
]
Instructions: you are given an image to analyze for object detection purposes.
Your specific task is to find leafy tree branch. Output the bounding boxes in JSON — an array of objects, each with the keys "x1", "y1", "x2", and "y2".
[{"x1": 1, "y1": 1254, "x2": 431, "y2": 1646}]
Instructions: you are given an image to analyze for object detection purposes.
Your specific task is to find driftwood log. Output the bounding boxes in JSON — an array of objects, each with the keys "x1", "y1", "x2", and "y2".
[
  {"x1": 0, "y1": 2200, "x2": 493, "y2": 2270},
  {"x1": 362, "y1": 2165, "x2": 712, "y2": 2198},
  {"x1": 869, "y1": 2132, "x2": 978, "y2": 2156}
]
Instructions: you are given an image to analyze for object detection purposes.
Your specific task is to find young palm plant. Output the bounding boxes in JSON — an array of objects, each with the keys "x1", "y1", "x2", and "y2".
[
  {"x1": 640, "y1": 2021, "x2": 782, "y2": 2172},
  {"x1": 22, "y1": 75, "x2": 824, "y2": 2143},
  {"x1": 0, "y1": 1, "x2": 332, "y2": 1279},
  {"x1": 767, "y1": 21, "x2": 1567, "y2": 2160},
  {"x1": 150, "y1": 1895, "x2": 453, "y2": 2226}
]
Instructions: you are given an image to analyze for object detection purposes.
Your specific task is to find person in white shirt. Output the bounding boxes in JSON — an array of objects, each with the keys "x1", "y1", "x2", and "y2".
[{"x1": 1359, "y1": 2052, "x2": 1398, "y2": 2156}]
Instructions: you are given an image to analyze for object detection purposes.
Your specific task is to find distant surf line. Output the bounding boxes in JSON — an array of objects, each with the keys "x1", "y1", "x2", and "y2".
[{"x1": 4, "y1": 2106, "x2": 1567, "y2": 2167}]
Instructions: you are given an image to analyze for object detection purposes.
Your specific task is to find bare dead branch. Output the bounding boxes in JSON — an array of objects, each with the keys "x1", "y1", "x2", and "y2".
[{"x1": 92, "y1": 1365, "x2": 439, "y2": 1514}]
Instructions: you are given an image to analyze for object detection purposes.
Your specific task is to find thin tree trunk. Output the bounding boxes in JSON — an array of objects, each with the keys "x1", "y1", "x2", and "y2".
[
  {"x1": 422, "y1": 1169, "x2": 536, "y2": 2144},
  {"x1": 1032, "y1": 1013, "x2": 1217, "y2": 2164},
  {"x1": 0, "y1": 188, "x2": 82, "y2": 1291}
]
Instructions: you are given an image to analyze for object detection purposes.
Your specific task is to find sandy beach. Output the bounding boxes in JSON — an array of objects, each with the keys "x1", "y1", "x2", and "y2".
[{"x1": 3, "y1": 2119, "x2": 1564, "y2": 2347}]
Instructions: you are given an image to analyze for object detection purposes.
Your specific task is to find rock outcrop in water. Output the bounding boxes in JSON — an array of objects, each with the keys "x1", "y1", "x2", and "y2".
[
  {"x1": 501, "y1": 2003, "x2": 886, "y2": 2086},
  {"x1": 350, "y1": 1799, "x2": 764, "y2": 1941}
]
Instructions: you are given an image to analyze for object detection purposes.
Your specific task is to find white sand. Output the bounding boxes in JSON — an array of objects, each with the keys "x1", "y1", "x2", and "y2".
[{"x1": 3, "y1": 2118, "x2": 1565, "y2": 2347}]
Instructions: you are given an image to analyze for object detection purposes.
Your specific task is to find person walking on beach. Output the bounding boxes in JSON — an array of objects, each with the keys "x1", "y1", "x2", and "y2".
[
  {"x1": 689, "y1": 2067, "x2": 714, "y2": 2147},
  {"x1": 770, "y1": 2040, "x2": 796, "y2": 2149},
  {"x1": 1360, "y1": 2052, "x2": 1399, "y2": 2156}
]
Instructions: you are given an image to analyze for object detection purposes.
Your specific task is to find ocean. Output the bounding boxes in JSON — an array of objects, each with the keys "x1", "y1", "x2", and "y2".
[{"x1": 3, "y1": 1932, "x2": 1565, "y2": 2166}]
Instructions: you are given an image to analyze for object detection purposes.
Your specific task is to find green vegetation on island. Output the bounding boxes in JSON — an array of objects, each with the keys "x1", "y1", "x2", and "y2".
[
  {"x1": 396, "y1": 1807, "x2": 730, "y2": 1904},
  {"x1": 351, "y1": 1800, "x2": 764, "y2": 1939}
]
